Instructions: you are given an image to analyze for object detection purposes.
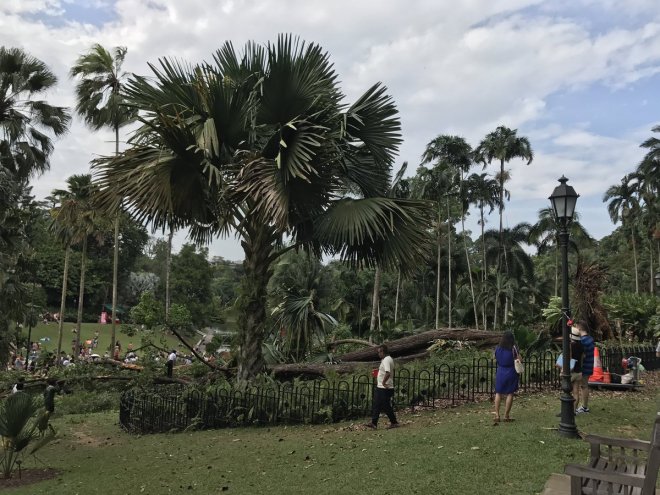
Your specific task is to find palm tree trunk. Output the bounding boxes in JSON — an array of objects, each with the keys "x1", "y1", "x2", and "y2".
[
  {"x1": 110, "y1": 125, "x2": 120, "y2": 355},
  {"x1": 394, "y1": 269, "x2": 401, "y2": 324},
  {"x1": 74, "y1": 236, "x2": 88, "y2": 359},
  {"x1": 236, "y1": 221, "x2": 277, "y2": 385},
  {"x1": 461, "y1": 212, "x2": 478, "y2": 329},
  {"x1": 166, "y1": 226, "x2": 174, "y2": 320},
  {"x1": 446, "y1": 196, "x2": 452, "y2": 329},
  {"x1": 369, "y1": 266, "x2": 381, "y2": 342},
  {"x1": 649, "y1": 238, "x2": 655, "y2": 293},
  {"x1": 56, "y1": 245, "x2": 71, "y2": 365},
  {"x1": 480, "y1": 205, "x2": 487, "y2": 330},
  {"x1": 631, "y1": 225, "x2": 639, "y2": 294},
  {"x1": 498, "y1": 158, "x2": 504, "y2": 268},
  {"x1": 110, "y1": 213, "x2": 120, "y2": 353},
  {"x1": 435, "y1": 209, "x2": 442, "y2": 330}
]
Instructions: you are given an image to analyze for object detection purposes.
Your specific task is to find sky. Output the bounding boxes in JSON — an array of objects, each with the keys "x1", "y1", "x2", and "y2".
[{"x1": 2, "y1": 0, "x2": 659, "y2": 261}]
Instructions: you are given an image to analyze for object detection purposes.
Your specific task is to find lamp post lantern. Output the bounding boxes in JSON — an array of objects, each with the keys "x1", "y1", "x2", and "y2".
[{"x1": 549, "y1": 175, "x2": 580, "y2": 439}]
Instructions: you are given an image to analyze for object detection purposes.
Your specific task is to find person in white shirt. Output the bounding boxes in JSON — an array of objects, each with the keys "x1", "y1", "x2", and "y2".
[
  {"x1": 166, "y1": 350, "x2": 177, "y2": 377},
  {"x1": 364, "y1": 344, "x2": 399, "y2": 430}
]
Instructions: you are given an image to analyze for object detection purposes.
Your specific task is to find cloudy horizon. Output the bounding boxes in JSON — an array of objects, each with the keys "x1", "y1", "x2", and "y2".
[{"x1": 2, "y1": 0, "x2": 658, "y2": 261}]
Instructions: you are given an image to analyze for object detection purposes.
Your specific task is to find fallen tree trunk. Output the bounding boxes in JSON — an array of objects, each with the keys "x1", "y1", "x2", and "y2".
[
  {"x1": 336, "y1": 328, "x2": 501, "y2": 362},
  {"x1": 268, "y1": 351, "x2": 431, "y2": 379}
]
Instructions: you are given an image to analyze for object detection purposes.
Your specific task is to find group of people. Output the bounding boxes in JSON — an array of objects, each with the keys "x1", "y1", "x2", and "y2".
[
  {"x1": 365, "y1": 322, "x2": 598, "y2": 429},
  {"x1": 493, "y1": 320, "x2": 595, "y2": 423}
]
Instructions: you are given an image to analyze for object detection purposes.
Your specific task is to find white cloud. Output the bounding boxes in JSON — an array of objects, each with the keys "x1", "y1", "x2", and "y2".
[{"x1": 2, "y1": 0, "x2": 660, "y2": 257}]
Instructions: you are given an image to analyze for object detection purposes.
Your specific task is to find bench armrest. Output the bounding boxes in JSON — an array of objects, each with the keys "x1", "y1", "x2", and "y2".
[
  {"x1": 585, "y1": 435, "x2": 651, "y2": 452},
  {"x1": 564, "y1": 463, "x2": 646, "y2": 488}
]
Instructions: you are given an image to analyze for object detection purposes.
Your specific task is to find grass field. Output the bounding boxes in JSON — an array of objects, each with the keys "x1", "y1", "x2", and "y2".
[
  {"x1": 24, "y1": 322, "x2": 194, "y2": 358},
  {"x1": 3, "y1": 374, "x2": 658, "y2": 494}
]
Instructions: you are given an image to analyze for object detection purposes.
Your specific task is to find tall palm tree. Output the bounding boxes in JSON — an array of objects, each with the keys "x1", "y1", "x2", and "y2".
[
  {"x1": 466, "y1": 173, "x2": 499, "y2": 329},
  {"x1": 92, "y1": 36, "x2": 431, "y2": 382},
  {"x1": 70, "y1": 44, "x2": 136, "y2": 354},
  {"x1": 421, "y1": 135, "x2": 474, "y2": 329},
  {"x1": 603, "y1": 174, "x2": 640, "y2": 293},
  {"x1": 0, "y1": 47, "x2": 70, "y2": 180},
  {"x1": 483, "y1": 223, "x2": 534, "y2": 325},
  {"x1": 369, "y1": 161, "x2": 409, "y2": 341},
  {"x1": 637, "y1": 128, "x2": 660, "y2": 290},
  {"x1": 473, "y1": 126, "x2": 533, "y2": 271},
  {"x1": 50, "y1": 174, "x2": 100, "y2": 358},
  {"x1": 413, "y1": 164, "x2": 453, "y2": 328}
]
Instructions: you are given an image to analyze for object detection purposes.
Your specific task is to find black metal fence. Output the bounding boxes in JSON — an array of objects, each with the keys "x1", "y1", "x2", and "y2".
[{"x1": 119, "y1": 345, "x2": 659, "y2": 434}]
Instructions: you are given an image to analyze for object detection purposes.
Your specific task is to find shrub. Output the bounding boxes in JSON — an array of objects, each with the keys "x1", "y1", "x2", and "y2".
[
  {"x1": 603, "y1": 293, "x2": 660, "y2": 340},
  {"x1": 57, "y1": 389, "x2": 121, "y2": 415},
  {"x1": 0, "y1": 393, "x2": 56, "y2": 479}
]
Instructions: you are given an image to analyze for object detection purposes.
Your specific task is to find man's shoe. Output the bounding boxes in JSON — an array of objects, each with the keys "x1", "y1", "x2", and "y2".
[
  {"x1": 575, "y1": 406, "x2": 590, "y2": 414},
  {"x1": 363, "y1": 423, "x2": 377, "y2": 430},
  {"x1": 386, "y1": 423, "x2": 400, "y2": 429}
]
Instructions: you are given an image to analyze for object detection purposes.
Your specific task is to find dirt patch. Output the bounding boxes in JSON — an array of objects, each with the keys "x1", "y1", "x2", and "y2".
[
  {"x1": 0, "y1": 468, "x2": 59, "y2": 490},
  {"x1": 71, "y1": 429, "x2": 105, "y2": 447}
]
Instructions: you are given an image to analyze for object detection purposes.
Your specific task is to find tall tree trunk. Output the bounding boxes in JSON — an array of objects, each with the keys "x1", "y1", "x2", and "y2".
[
  {"x1": 236, "y1": 222, "x2": 277, "y2": 384},
  {"x1": 56, "y1": 245, "x2": 71, "y2": 365},
  {"x1": 110, "y1": 214, "x2": 120, "y2": 354},
  {"x1": 166, "y1": 226, "x2": 174, "y2": 320},
  {"x1": 110, "y1": 125, "x2": 120, "y2": 355},
  {"x1": 435, "y1": 209, "x2": 442, "y2": 330},
  {"x1": 498, "y1": 158, "x2": 504, "y2": 265},
  {"x1": 74, "y1": 236, "x2": 88, "y2": 360},
  {"x1": 649, "y1": 238, "x2": 655, "y2": 294},
  {"x1": 394, "y1": 269, "x2": 401, "y2": 324},
  {"x1": 631, "y1": 225, "x2": 639, "y2": 294},
  {"x1": 461, "y1": 211, "x2": 478, "y2": 329},
  {"x1": 369, "y1": 266, "x2": 381, "y2": 343},
  {"x1": 446, "y1": 196, "x2": 452, "y2": 329},
  {"x1": 480, "y1": 205, "x2": 487, "y2": 330}
]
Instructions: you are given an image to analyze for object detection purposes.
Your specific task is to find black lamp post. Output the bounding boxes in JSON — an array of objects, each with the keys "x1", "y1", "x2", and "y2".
[{"x1": 549, "y1": 175, "x2": 580, "y2": 439}]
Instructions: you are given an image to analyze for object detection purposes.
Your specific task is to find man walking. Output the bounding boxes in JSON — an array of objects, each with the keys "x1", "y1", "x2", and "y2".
[
  {"x1": 166, "y1": 349, "x2": 177, "y2": 378},
  {"x1": 364, "y1": 345, "x2": 399, "y2": 430},
  {"x1": 575, "y1": 321, "x2": 594, "y2": 414}
]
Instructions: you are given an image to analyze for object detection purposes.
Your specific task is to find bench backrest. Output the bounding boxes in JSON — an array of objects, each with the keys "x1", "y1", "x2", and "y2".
[{"x1": 642, "y1": 414, "x2": 660, "y2": 494}]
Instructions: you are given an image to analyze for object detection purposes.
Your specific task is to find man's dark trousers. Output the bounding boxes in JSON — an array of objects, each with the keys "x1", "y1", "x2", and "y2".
[{"x1": 371, "y1": 387, "x2": 397, "y2": 426}]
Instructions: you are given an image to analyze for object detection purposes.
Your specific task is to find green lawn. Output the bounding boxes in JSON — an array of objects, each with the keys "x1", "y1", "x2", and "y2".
[
  {"x1": 24, "y1": 322, "x2": 194, "y2": 358},
  {"x1": 4, "y1": 375, "x2": 658, "y2": 494}
]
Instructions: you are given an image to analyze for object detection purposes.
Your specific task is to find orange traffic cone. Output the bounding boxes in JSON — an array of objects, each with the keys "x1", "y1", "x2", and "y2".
[{"x1": 589, "y1": 346, "x2": 604, "y2": 382}]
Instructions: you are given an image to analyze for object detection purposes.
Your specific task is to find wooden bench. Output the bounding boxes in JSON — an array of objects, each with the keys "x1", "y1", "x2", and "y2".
[{"x1": 564, "y1": 414, "x2": 660, "y2": 495}]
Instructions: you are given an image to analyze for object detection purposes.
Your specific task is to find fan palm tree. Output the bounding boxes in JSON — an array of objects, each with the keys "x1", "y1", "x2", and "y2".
[
  {"x1": 50, "y1": 174, "x2": 101, "y2": 358},
  {"x1": 92, "y1": 36, "x2": 431, "y2": 382},
  {"x1": 603, "y1": 174, "x2": 640, "y2": 293},
  {"x1": 70, "y1": 44, "x2": 136, "y2": 354},
  {"x1": 473, "y1": 126, "x2": 533, "y2": 274},
  {"x1": 0, "y1": 47, "x2": 70, "y2": 180}
]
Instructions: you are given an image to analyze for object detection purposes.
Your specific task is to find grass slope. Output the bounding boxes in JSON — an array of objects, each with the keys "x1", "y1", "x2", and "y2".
[
  {"x1": 25, "y1": 322, "x2": 192, "y2": 357},
  {"x1": 4, "y1": 375, "x2": 658, "y2": 495}
]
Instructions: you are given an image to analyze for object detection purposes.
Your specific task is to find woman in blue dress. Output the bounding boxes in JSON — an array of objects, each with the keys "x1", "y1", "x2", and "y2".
[{"x1": 494, "y1": 331, "x2": 519, "y2": 423}]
